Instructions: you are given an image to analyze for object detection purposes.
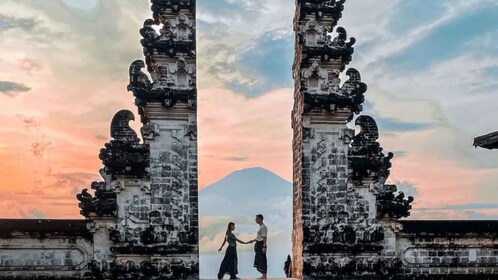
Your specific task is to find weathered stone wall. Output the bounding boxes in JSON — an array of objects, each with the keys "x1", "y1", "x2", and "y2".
[
  {"x1": 397, "y1": 221, "x2": 498, "y2": 276},
  {"x1": 0, "y1": 220, "x2": 93, "y2": 279}
]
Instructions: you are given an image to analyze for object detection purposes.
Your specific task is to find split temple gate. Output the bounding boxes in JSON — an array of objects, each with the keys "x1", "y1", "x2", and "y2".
[{"x1": 0, "y1": 0, "x2": 497, "y2": 279}]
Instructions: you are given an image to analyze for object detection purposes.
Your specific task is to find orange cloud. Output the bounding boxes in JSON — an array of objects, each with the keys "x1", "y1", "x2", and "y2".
[{"x1": 390, "y1": 152, "x2": 492, "y2": 209}]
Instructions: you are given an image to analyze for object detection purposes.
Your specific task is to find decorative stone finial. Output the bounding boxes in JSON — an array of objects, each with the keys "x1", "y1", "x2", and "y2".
[
  {"x1": 303, "y1": 67, "x2": 366, "y2": 115},
  {"x1": 349, "y1": 115, "x2": 393, "y2": 182},
  {"x1": 99, "y1": 111, "x2": 150, "y2": 177},
  {"x1": 110, "y1": 110, "x2": 140, "y2": 143}
]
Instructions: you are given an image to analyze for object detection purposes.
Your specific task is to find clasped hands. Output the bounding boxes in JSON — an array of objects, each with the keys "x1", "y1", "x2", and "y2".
[{"x1": 218, "y1": 239, "x2": 256, "y2": 252}]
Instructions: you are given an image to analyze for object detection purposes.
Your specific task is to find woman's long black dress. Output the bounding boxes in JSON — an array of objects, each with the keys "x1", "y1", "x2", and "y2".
[{"x1": 217, "y1": 233, "x2": 238, "y2": 279}]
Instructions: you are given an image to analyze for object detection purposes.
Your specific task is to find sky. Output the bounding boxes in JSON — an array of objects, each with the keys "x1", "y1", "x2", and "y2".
[{"x1": 0, "y1": 0, "x2": 498, "y2": 221}]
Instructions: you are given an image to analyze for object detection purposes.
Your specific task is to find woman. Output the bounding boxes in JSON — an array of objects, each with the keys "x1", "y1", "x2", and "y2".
[{"x1": 217, "y1": 222, "x2": 250, "y2": 280}]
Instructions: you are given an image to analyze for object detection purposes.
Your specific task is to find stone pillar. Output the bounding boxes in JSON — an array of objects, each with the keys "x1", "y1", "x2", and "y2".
[
  {"x1": 124, "y1": 0, "x2": 199, "y2": 277},
  {"x1": 291, "y1": 1, "x2": 413, "y2": 279},
  {"x1": 292, "y1": 0, "x2": 357, "y2": 277},
  {"x1": 77, "y1": 1, "x2": 199, "y2": 279}
]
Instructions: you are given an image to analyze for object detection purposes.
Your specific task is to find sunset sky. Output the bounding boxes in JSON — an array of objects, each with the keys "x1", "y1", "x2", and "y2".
[{"x1": 0, "y1": 0, "x2": 498, "y2": 220}]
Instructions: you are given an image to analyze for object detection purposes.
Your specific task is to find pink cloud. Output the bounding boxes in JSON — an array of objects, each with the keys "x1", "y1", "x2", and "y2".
[
  {"x1": 389, "y1": 152, "x2": 492, "y2": 209},
  {"x1": 198, "y1": 87, "x2": 293, "y2": 188}
]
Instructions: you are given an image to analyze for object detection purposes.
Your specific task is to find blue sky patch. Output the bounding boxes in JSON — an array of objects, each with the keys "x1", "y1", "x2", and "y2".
[
  {"x1": 0, "y1": 81, "x2": 31, "y2": 93},
  {"x1": 386, "y1": 2, "x2": 498, "y2": 72},
  {"x1": 389, "y1": 1, "x2": 446, "y2": 34},
  {"x1": 198, "y1": 0, "x2": 242, "y2": 16},
  {"x1": 376, "y1": 116, "x2": 433, "y2": 132},
  {"x1": 228, "y1": 32, "x2": 294, "y2": 97}
]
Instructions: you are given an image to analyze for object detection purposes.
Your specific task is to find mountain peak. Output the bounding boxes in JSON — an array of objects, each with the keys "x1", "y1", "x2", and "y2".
[
  {"x1": 201, "y1": 166, "x2": 290, "y2": 195},
  {"x1": 232, "y1": 166, "x2": 282, "y2": 176},
  {"x1": 199, "y1": 166, "x2": 292, "y2": 217}
]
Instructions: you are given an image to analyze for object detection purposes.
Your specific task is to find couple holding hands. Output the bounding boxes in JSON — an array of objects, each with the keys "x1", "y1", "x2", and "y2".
[{"x1": 217, "y1": 214, "x2": 268, "y2": 280}]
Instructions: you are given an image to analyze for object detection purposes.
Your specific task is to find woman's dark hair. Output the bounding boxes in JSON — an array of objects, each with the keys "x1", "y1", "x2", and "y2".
[{"x1": 226, "y1": 222, "x2": 235, "y2": 235}]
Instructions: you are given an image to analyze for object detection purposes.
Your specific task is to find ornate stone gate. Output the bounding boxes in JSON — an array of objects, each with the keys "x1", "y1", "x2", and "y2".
[
  {"x1": 291, "y1": 1, "x2": 498, "y2": 279},
  {"x1": 0, "y1": 1, "x2": 498, "y2": 280}
]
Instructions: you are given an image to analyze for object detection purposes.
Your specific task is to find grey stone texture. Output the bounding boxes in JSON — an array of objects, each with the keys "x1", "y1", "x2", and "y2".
[
  {"x1": 0, "y1": 220, "x2": 93, "y2": 279},
  {"x1": 291, "y1": 1, "x2": 498, "y2": 279}
]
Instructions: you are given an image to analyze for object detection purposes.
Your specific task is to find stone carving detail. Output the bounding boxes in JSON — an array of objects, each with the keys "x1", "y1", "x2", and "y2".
[
  {"x1": 77, "y1": 161, "x2": 121, "y2": 217},
  {"x1": 149, "y1": 56, "x2": 196, "y2": 90},
  {"x1": 349, "y1": 115, "x2": 393, "y2": 182},
  {"x1": 301, "y1": 61, "x2": 329, "y2": 94},
  {"x1": 303, "y1": 68, "x2": 366, "y2": 115},
  {"x1": 348, "y1": 115, "x2": 414, "y2": 219},
  {"x1": 0, "y1": 249, "x2": 87, "y2": 270},
  {"x1": 148, "y1": 127, "x2": 198, "y2": 245},
  {"x1": 185, "y1": 123, "x2": 197, "y2": 140},
  {"x1": 109, "y1": 257, "x2": 198, "y2": 279},
  {"x1": 139, "y1": 19, "x2": 158, "y2": 47},
  {"x1": 76, "y1": 183, "x2": 117, "y2": 218},
  {"x1": 141, "y1": 123, "x2": 161, "y2": 140},
  {"x1": 304, "y1": 255, "x2": 401, "y2": 277},
  {"x1": 128, "y1": 57, "x2": 196, "y2": 109},
  {"x1": 299, "y1": 0, "x2": 346, "y2": 22},
  {"x1": 128, "y1": 60, "x2": 152, "y2": 93},
  {"x1": 330, "y1": 27, "x2": 356, "y2": 50},
  {"x1": 99, "y1": 110, "x2": 150, "y2": 177},
  {"x1": 377, "y1": 184, "x2": 414, "y2": 219},
  {"x1": 404, "y1": 247, "x2": 498, "y2": 266},
  {"x1": 303, "y1": 127, "x2": 315, "y2": 143},
  {"x1": 130, "y1": 0, "x2": 197, "y2": 114},
  {"x1": 300, "y1": 24, "x2": 355, "y2": 64},
  {"x1": 166, "y1": 14, "x2": 195, "y2": 42},
  {"x1": 110, "y1": 110, "x2": 140, "y2": 143},
  {"x1": 140, "y1": 16, "x2": 196, "y2": 58},
  {"x1": 151, "y1": 0, "x2": 195, "y2": 15}
]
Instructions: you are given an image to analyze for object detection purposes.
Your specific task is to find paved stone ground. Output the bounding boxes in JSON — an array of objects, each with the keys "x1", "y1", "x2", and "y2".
[{"x1": 202, "y1": 278, "x2": 298, "y2": 280}]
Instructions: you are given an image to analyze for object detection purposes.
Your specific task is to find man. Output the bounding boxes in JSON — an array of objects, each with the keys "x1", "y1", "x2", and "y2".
[{"x1": 250, "y1": 214, "x2": 268, "y2": 279}]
